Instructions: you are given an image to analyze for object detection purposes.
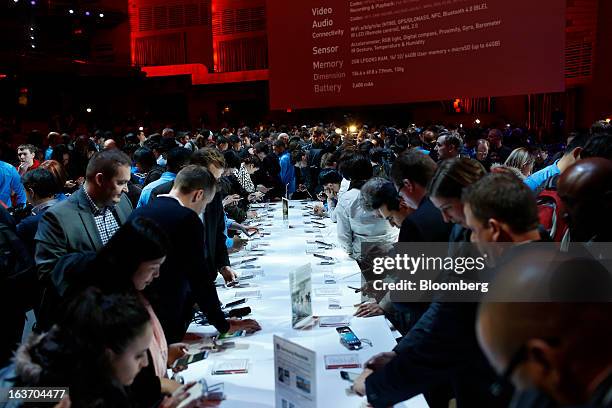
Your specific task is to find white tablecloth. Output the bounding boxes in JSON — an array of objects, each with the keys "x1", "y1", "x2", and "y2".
[{"x1": 176, "y1": 201, "x2": 428, "y2": 408}]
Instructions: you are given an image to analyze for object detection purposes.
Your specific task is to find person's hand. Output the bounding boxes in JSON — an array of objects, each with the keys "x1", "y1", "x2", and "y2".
[
  {"x1": 222, "y1": 194, "x2": 241, "y2": 207},
  {"x1": 360, "y1": 281, "x2": 378, "y2": 297},
  {"x1": 161, "y1": 378, "x2": 183, "y2": 394},
  {"x1": 324, "y1": 186, "x2": 338, "y2": 200},
  {"x1": 18, "y1": 162, "x2": 30, "y2": 175},
  {"x1": 352, "y1": 368, "x2": 373, "y2": 397},
  {"x1": 53, "y1": 396, "x2": 71, "y2": 408},
  {"x1": 354, "y1": 302, "x2": 384, "y2": 318},
  {"x1": 364, "y1": 351, "x2": 396, "y2": 371},
  {"x1": 313, "y1": 205, "x2": 326, "y2": 216},
  {"x1": 246, "y1": 210, "x2": 258, "y2": 219},
  {"x1": 219, "y1": 266, "x2": 238, "y2": 284},
  {"x1": 257, "y1": 184, "x2": 271, "y2": 193},
  {"x1": 316, "y1": 191, "x2": 327, "y2": 202},
  {"x1": 230, "y1": 237, "x2": 247, "y2": 253},
  {"x1": 248, "y1": 191, "x2": 265, "y2": 202},
  {"x1": 75, "y1": 177, "x2": 85, "y2": 186},
  {"x1": 167, "y1": 343, "x2": 188, "y2": 372},
  {"x1": 65, "y1": 180, "x2": 77, "y2": 189},
  {"x1": 297, "y1": 184, "x2": 307, "y2": 192},
  {"x1": 159, "y1": 382, "x2": 196, "y2": 408},
  {"x1": 240, "y1": 224, "x2": 260, "y2": 235},
  {"x1": 227, "y1": 318, "x2": 261, "y2": 334}
]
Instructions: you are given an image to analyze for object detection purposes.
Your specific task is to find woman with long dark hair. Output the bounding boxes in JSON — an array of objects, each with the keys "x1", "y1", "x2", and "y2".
[
  {"x1": 1, "y1": 289, "x2": 157, "y2": 407},
  {"x1": 46, "y1": 217, "x2": 194, "y2": 404}
]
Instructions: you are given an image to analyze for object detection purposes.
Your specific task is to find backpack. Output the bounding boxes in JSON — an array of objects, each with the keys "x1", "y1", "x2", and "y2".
[{"x1": 536, "y1": 175, "x2": 568, "y2": 242}]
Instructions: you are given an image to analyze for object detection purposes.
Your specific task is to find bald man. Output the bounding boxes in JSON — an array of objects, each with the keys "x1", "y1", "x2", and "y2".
[
  {"x1": 557, "y1": 158, "x2": 612, "y2": 243},
  {"x1": 103, "y1": 139, "x2": 117, "y2": 150},
  {"x1": 478, "y1": 251, "x2": 612, "y2": 407}
]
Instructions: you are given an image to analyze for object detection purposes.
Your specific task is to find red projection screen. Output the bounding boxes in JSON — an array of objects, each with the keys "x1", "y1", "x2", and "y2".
[{"x1": 267, "y1": 0, "x2": 566, "y2": 110}]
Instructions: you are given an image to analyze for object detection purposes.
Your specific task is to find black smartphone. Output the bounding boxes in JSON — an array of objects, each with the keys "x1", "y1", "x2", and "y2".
[
  {"x1": 239, "y1": 257, "x2": 258, "y2": 265},
  {"x1": 336, "y1": 326, "x2": 362, "y2": 350},
  {"x1": 172, "y1": 351, "x2": 209, "y2": 368},
  {"x1": 223, "y1": 298, "x2": 246, "y2": 309},
  {"x1": 340, "y1": 371, "x2": 359, "y2": 383},
  {"x1": 313, "y1": 253, "x2": 333, "y2": 261}
]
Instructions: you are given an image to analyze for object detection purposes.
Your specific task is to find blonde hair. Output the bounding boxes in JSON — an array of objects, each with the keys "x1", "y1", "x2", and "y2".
[{"x1": 504, "y1": 148, "x2": 535, "y2": 176}]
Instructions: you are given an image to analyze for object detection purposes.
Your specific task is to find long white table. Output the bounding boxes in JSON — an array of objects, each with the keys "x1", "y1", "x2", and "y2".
[{"x1": 176, "y1": 201, "x2": 428, "y2": 408}]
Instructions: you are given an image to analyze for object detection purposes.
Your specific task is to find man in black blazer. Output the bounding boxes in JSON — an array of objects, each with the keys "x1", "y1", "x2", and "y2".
[
  {"x1": 131, "y1": 165, "x2": 261, "y2": 342},
  {"x1": 35, "y1": 149, "x2": 133, "y2": 328},
  {"x1": 150, "y1": 147, "x2": 238, "y2": 283},
  {"x1": 390, "y1": 150, "x2": 452, "y2": 243}
]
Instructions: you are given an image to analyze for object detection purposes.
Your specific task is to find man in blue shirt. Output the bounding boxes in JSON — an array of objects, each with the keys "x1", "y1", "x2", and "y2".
[
  {"x1": 136, "y1": 147, "x2": 190, "y2": 207},
  {"x1": 524, "y1": 134, "x2": 587, "y2": 191},
  {"x1": 0, "y1": 160, "x2": 27, "y2": 208},
  {"x1": 273, "y1": 139, "x2": 295, "y2": 197}
]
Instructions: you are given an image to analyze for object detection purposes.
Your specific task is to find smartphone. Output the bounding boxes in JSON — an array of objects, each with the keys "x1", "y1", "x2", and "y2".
[
  {"x1": 223, "y1": 298, "x2": 246, "y2": 309},
  {"x1": 226, "y1": 281, "x2": 250, "y2": 288},
  {"x1": 173, "y1": 350, "x2": 209, "y2": 368},
  {"x1": 340, "y1": 371, "x2": 360, "y2": 383},
  {"x1": 240, "y1": 264, "x2": 260, "y2": 269},
  {"x1": 218, "y1": 330, "x2": 245, "y2": 340},
  {"x1": 336, "y1": 326, "x2": 362, "y2": 350},
  {"x1": 313, "y1": 253, "x2": 333, "y2": 261}
]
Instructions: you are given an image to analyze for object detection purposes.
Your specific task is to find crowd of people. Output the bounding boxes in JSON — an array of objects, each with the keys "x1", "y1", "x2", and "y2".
[{"x1": 0, "y1": 119, "x2": 611, "y2": 407}]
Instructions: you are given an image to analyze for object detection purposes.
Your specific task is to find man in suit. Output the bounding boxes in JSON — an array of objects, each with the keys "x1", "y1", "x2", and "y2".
[
  {"x1": 131, "y1": 165, "x2": 261, "y2": 342},
  {"x1": 252, "y1": 142, "x2": 282, "y2": 197},
  {"x1": 390, "y1": 150, "x2": 453, "y2": 243},
  {"x1": 150, "y1": 148, "x2": 240, "y2": 284},
  {"x1": 35, "y1": 149, "x2": 132, "y2": 328}
]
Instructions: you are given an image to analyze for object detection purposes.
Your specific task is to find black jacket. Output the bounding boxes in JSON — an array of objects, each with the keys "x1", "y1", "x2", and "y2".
[
  {"x1": 150, "y1": 182, "x2": 230, "y2": 277},
  {"x1": 365, "y1": 301, "x2": 506, "y2": 408},
  {"x1": 130, "y1": 197, "x2": 229, "y2": 342},
  {"x1": 398, "y1": 196, "x2": 453, "y2": 243}
]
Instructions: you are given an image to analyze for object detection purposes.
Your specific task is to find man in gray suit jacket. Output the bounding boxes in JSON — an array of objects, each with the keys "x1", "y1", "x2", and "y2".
[{"x1": 35, "y1": 150, "x2": 133, "y2": 327}]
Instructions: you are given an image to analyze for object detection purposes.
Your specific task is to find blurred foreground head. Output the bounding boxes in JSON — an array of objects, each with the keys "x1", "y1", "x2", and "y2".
[{"x1": 477, "y1": 249, "x2": 612, "y2": 405}]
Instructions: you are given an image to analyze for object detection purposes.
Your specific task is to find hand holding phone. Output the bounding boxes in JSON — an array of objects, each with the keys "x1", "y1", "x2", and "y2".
[{"x1": 218, "y1": 330, "x2": 245, "y2": 340}]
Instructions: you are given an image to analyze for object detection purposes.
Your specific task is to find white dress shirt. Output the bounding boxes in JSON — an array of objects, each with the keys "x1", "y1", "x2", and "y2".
[{"x1": 335, "y1": 187, "x2": 398, "y2": 260}]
